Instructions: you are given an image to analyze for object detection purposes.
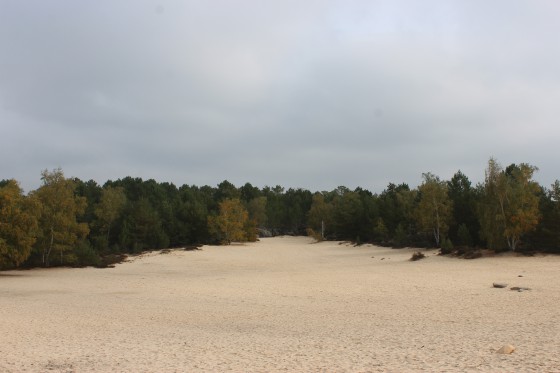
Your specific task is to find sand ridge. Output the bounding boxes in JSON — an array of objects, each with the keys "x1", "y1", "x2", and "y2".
[{"x1": 1, "y1": 236, "x2": 559, "y2": 372}]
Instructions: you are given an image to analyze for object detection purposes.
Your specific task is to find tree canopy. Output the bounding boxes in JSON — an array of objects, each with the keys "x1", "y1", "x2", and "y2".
[
  {"x1": 415, "y1": 173, "x2": 453, "y2": 247},
  {"x1": 209, "y1": 198, "x2": 252, "y2": 244},
  {"x1": 0, "y1": 180, "x2": 40, "y2": 268},
  {"x1": 0, "y1": 158, "x2": 558, "y2": 269},
  {"x1": 31, "y1": 169, "x2": 89, "y2": 266},
  {"x1": 478, "y1": 159, "x2": 540, "y2": 251}
]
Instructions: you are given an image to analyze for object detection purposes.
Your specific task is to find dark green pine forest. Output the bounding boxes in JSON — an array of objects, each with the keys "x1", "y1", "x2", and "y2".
[{"x1": 1, "y1": 157, "x2": 559, "y2": 269}]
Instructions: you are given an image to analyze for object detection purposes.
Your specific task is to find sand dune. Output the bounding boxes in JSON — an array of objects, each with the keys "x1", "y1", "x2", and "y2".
[{"x1": 1, "y1": 236, "x2": 559, "y2": 372}]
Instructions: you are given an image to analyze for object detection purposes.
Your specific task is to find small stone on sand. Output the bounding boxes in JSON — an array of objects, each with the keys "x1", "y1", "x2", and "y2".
[
  {"x1": 493, "y1": 283, "x2": 508, "y2": 288},
  {"x1": 496, "y1": 344, "x2": 516, "y2": 354}
]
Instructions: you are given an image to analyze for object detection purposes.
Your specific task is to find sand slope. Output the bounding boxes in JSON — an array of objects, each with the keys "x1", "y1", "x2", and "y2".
[{"x1": 1, "y1": 236, "x2": 559, "y2": 372}]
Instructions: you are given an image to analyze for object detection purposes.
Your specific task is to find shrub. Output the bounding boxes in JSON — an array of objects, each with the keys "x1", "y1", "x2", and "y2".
[
  {"x1": 457, "y1": 224, "x2": 473, "y2": 247},
  {"x1": 410, "y1": 251, "x2": 425, "y2": 261},
  {"x1": 440, "y1": 237, "x2": 454, "y2": 255},
  {"x1": 463, "y1": 250, "x2": 482, "y2": 259},
  {"x1": 306, "y1": 228, "x2": 323, "y2": 242},
  {"x1": 73, "y1": 240, "x2": 101, "y2": 267},
  {"x1": 393, "y1": 223, "x2": 407, "y2": 247}
]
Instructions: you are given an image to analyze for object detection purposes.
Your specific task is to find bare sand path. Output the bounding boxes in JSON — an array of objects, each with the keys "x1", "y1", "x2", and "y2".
[{"x1": 1, "y1": 236, "x2": 560, "y2": 372}]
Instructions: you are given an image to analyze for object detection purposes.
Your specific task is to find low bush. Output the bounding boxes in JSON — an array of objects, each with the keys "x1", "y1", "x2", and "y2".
[
  {"x1": 306, "y1": 228, "x2": 323, "y2": 242},
  {"x1": 410, "y1": 251, "x2": 426, "y2": 261}
]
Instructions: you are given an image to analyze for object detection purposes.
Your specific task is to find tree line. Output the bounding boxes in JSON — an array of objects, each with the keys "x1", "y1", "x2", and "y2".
[{"x1": 1, "y1": 158, "x2": 559, "y2": 269}]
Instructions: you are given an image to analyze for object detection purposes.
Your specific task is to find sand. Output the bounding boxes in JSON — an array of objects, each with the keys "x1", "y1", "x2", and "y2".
[{"x1": 1, "y1": 236, "x2": 560, "y2": 372}]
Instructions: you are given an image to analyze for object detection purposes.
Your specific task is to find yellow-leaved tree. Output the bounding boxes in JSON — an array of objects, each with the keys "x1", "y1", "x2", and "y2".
[
  {"x1": 307, "y1": 193, "x2": 333, "y2": 241},
  {"x1": 32, "y1": 169, "x2": 89, "y2": 266},
  {"x1": 479, "y1": 158, "x2": 540, "y2": 251},
  {"x1": 94, "y1": 186, "x2": 127, "y2": 250},
  {"x1": 208, "y1": 198, "x2": 251, "y2": 245},
  {"x1": 0, "y1": 180, "x2": 40, "y2": 268},
  {"x1": 502, "y1": 163, "x2": 540, "y2": 251},
  {"x1": 414, "y1": 172, "x2": 453, "y2": 247}
]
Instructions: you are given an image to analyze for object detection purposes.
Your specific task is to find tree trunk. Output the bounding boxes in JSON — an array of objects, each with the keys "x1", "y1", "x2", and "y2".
[
  {"x1": 507, "y1": 236, "x2": 517, "y2": 251},
  {"x1": 107, "y1": 225, "x2": 111, "y2": 247},
  {"x1": 46, "y1": 226, "x2": 54, "y2": 267},
  {"x1": 433, "y1": 197, "x2": 440, "y2": 246}
]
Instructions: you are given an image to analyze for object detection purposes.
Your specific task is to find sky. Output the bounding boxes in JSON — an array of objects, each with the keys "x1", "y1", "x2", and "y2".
[{"x1": 1, "y1": 0, "x2": 559, "y2": 193}]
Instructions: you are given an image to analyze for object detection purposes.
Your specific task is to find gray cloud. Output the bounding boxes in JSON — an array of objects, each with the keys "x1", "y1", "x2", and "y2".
[{"x1": 1, "y1": 0, "x2": 559, "y2": 193}]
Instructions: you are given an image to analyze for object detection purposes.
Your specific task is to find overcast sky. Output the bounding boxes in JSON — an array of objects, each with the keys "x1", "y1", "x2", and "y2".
[{"x1": 1, "y1": 0, "x2": 559, "y2": 193}]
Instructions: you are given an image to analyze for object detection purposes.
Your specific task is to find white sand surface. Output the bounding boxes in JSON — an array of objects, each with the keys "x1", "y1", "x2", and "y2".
[{"x1": 1, "y1": 236, "x2": 560, "y2": 372}]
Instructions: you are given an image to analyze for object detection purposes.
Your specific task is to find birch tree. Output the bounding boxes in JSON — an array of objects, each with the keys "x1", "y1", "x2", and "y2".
[
  {"x1": 247, "y1": 196, "x2": 267, "y2": 227},
  {"x1": 502, "y1": 163, "x2": 540, "y2": 250},
  {"x1": 550, "y1": 180, "x2": 560, "y2": 205},
  {"x1": 208, "y1": 198, "x2": 249, "y2": 244},
  {"x1": 307, "y1": 193, "x2": 333, "y2": 239},
  {"x1": 33, "y1": 169, "x2": 89, "y2": 266},
  {"x1": 478, "y1": 158, "x2": 506, "y2": 250},
  {"x1": 94, "y1": 186, "x2": 127, "y2": 247},
  {"x1": 415, "y1": 172, "x2": 453, "y2": 247},
  {"x1": 479, "y1": 158, "x2": 540, "y2": 251},
  {"x1": 0, "y1": 180, "x2": 40, "y2": 267}
]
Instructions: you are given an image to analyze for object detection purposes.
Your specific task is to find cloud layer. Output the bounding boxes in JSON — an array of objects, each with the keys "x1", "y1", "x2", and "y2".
[{"x1": 1, "y1": 0, "x2": 559, "y2": 192}]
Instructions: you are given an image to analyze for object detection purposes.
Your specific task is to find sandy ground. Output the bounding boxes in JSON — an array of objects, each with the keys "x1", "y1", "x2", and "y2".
[{"x1": 1, "y1": 236, "x2": 560, "y2": 372}]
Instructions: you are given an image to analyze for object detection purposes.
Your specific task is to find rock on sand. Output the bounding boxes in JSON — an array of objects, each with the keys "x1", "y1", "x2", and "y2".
[{"x1": 496, "y1": 344, "x2": 516, "y2": 354}]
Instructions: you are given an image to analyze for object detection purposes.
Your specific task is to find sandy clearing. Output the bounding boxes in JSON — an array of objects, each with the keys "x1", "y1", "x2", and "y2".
[{"x1": 1, "y1": 236, "x2": 559, "y2": 372}]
